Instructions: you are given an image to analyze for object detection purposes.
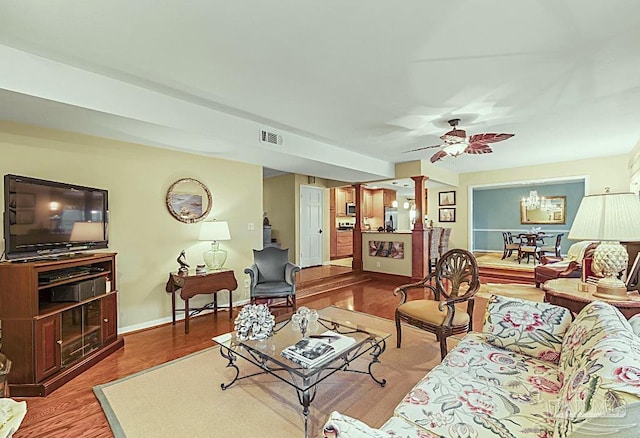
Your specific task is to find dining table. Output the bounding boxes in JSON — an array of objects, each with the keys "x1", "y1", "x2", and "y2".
[
  {"x1": 517, "y1": 232, "x2": 555, "y2": 246},
  {"x1": 516, "y1": 232, "x2": 555, "y2": 264}
]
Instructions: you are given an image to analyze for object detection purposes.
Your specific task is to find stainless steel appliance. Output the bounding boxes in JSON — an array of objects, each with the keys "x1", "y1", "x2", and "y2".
[
  {"x1": 384, "y1": 207, "x2": 397, "y2": 231},
  {"x1": 346, "y1": 202, "x2": 356, "y2": 216}
]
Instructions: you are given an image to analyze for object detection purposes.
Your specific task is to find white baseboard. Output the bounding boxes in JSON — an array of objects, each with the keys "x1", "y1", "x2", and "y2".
[{"x1": 119, "y1": 298, "x2": 250, "y2": 334}]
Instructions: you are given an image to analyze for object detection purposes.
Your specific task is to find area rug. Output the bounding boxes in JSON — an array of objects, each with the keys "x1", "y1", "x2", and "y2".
[
  {"x1": 478, "y1": 282, "x2": 544, "y2": 302},
  {"x1": 94, "y1": 307, "x2": 440, "y2": 438}
]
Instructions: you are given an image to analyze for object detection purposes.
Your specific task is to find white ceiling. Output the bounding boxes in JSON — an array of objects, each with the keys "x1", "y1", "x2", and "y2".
[{"x1": 1, "y1": 1, "x2": 640, "y2": 183}]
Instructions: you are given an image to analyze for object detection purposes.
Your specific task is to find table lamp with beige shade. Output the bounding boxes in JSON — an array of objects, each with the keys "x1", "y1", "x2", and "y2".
[
  {"x1": 198, "y1": 220, "x2": 231, "y2": 270},
  {"x1": 568, "y1": 189, "x2": 640, "y2": 299}
]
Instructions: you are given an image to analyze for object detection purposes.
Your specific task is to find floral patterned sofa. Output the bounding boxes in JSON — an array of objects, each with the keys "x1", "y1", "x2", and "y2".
[{"x1": 324, "y1": 296, "x2": 640, "y2": 438}]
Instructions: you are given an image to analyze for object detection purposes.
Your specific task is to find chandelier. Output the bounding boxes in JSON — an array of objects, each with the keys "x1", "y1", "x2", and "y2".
[
  {"x1": 522, "y1": 190, "x2": 553, "y2": 211},
  {"x1": 523, "y1": 190, "x2": 540, "y2": 210}
]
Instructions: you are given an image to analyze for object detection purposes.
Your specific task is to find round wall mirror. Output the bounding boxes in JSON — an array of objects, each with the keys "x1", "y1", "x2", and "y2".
[{"x1": 166, "y1": 178, "x2": 212, "y2": 223}]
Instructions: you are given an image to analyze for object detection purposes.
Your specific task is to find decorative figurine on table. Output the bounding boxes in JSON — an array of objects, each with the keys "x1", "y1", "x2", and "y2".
[
  {"x1": 176, "y1": 250, "x2": 189, "y2": 275},
  {"x1": 234, "y1": 304, "x2": 275, "y2": 341},
  {"x1": 291, "y1": 306, "x2": 319, "y2": 337}
]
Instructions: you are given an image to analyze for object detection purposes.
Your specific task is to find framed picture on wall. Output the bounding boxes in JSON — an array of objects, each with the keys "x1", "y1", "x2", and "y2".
[
  {"x1": 439, "y1": 191, "x2": 456, "y2": 206},
  {"x1": 439, "y1": 207, "x2": 456, "y2": 223}
]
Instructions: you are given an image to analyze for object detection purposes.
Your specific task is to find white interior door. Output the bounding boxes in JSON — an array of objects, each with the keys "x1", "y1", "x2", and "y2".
[{"x1": 300, "y1": 185, "x2": 323, "y2": 267}]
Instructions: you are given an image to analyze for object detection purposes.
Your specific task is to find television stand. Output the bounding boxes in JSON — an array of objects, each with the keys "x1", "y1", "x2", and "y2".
[{"x1": 0, "y1": 252, "x2": 123, "y2": 396}]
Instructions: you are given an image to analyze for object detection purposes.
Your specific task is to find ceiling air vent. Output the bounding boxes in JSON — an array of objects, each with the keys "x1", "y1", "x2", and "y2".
[{"x1": 260, "y1": 129, "x2": 283, "y2": 145}]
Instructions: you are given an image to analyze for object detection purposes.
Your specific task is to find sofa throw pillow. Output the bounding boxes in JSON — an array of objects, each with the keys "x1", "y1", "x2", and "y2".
[
  {"x1": 630, "y1": 314, "x2": 640, "y2": 338},
  {"x1": 322, "y1": 411, "x2": 393, "y2": 438},
  {"x1": 483, "y1": 295, "x2": 573, "y2": 364}
]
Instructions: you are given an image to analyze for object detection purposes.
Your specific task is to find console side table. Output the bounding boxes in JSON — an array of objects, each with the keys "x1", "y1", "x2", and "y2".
[
  {"x1": 165, "y1": 269, "x2": 238, "y2": 333},
  {"x1": 542, "y1": 278, "x2": 640, "y2": 319}
]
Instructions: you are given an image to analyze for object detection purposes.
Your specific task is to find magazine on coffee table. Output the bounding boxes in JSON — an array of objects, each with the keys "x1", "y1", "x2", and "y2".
[{"x1": 281, "y1": 330, "x2": 356, "y2": 368}]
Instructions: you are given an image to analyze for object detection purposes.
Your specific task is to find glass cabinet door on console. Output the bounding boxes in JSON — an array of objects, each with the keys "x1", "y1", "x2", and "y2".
[{"x1": 60, "y1": 302, "x2": 102, "y2": 368}]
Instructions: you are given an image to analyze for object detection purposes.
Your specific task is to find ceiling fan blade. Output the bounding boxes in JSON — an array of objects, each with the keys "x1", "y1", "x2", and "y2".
[
  {"x1": 464, "y1": 144, "x2": 493, "y2": 155},
  {"x1": 402, "y1": 144, "x2": 443, "y2": 153},
  {"x1": 430, "y1": 150, "x2": 449, "y2": 163},
  {"x1": 467, "y1": 133, "x2": 514, "y2": 145}
]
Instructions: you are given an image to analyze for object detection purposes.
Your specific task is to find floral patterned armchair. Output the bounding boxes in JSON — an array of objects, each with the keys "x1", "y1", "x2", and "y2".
[{"x1": 324, "y1": 297, "x2": 640, "y2": 438}]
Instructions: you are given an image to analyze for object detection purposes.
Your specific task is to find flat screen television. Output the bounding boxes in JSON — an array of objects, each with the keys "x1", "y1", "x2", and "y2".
[{"x1": 3, "y1": 174, "x2": 109, "y2": 260}]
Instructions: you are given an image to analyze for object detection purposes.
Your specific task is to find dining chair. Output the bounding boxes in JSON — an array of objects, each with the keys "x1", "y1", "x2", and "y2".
[
  {"x1": 438, "y1": 227, "x2": 452, "y2": 258},
  {"x1": 518, "y1": 234, "x2": 542, "y2": 265},
  {"x1": 427, "y1": 227, "x2": 443, "y2": 273},
  {"x1": 540, "y1": 233, "x2": 563, "y2": 258},
  {"x1": 394, "y1": 249, "x2": 480, "y2": 360},
  {"x1": 501, "y1": 231, "x2": 520, "y2": 259}
]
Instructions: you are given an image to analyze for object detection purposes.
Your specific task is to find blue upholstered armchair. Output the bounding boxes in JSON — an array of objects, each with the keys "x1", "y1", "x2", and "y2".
[{"x1": 244, "y1": 247, "x2": 300, "y2": 311}]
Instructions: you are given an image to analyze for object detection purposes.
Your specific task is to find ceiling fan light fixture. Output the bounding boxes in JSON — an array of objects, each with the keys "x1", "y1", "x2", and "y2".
[
  {"x1": 440, "y1": 129, "x2": 467, "y2": 144},
  {"x1": 443, "y1": 142, "x2": 467, "y2": 157}
]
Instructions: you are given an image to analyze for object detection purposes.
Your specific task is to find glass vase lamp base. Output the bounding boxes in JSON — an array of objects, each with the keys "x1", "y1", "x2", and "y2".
[{"x1": 203, "y1": 242, "x2": 227, "y2": 271}]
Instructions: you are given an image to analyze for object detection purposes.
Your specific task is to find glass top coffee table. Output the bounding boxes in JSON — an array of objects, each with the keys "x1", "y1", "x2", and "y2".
[{"x1": 212, "y1": 307, "x2": 390, "y2": 437}]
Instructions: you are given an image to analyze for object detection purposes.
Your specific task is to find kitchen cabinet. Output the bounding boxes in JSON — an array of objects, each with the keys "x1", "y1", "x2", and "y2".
[
  {"x1": 364, "y1": 189, "x2": 374, "y2": 218},
  {"x1": 335, "y1": 187, "x2": 356, "y2": 217},
  {"x1": 336, "y1": 230, "x2": 354, "y2": 258},
  {"x1": 336, "y1": 189, "x2": 347, "y2": 216},
  {"x1": 344, "y1": 187, "x2": 355, "y2": 204},
  {"x1": 383, "y1": 189, "x2": 396, "y2": 207}
]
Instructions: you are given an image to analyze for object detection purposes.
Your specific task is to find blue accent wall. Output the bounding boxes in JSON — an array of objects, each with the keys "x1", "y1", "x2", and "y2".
[{"x1": 473, "y1": 181, "x2": 585, "y2": 255}]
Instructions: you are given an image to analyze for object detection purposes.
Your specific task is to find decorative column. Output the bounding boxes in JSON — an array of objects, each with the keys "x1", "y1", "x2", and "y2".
[
  {"x1": 411, "y1": 176, "x2": 429, "y2": 281},
  {"x1": 352, "y1": 183, "x2": 363, "y2": 271}
]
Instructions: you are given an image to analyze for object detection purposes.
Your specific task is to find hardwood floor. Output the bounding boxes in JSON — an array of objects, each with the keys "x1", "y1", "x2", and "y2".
[{"x1": 13, "y1": 266, "x2": 514, "y2": 437}]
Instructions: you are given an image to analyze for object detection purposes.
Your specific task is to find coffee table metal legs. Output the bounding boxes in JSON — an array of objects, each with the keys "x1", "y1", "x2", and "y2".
[
  {"x1": 219, "y1": 348, "x2": 240, "y2": 390},
  {"x1": 367, "y1": 339, "x2": 387, "y2": 387},
  {"x1": 296, "y1": 384, "x2": 317, "y2": 438},
  {"x1": 217, "y1": 339, "x2": 387, "y2": 437}
]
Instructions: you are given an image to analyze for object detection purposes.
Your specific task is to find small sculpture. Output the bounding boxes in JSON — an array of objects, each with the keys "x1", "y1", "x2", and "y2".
[
  {"x1": 234, "y1": 304, "x2": 275, "y2": 341},
  {"x1": 177, "y1": 250, "x2": 189, "y2": 274},
  {"x1": 291, "y1": 306, "x2": 319, "y2": 337}
]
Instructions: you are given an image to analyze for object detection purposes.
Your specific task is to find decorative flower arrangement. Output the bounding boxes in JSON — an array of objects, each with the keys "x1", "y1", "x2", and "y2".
[{"x1": 234, "y1": 304, "x2": 275, "y2": 341}]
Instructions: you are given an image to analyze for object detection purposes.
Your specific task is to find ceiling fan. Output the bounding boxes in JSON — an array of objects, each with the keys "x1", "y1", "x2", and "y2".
[{"x1": 404, "y1": 119, "x2": 515, "y2": 163}]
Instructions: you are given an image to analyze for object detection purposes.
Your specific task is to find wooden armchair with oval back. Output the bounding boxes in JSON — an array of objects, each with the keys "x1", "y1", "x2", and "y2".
[{"x1": 394, "y1": 249, "x2": 480, "y2": 360}]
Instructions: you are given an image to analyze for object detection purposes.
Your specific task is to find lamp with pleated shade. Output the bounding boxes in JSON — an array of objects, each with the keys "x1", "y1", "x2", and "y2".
[{"x1": 568, "y1": 189, "x2": 640, "y2": 299}]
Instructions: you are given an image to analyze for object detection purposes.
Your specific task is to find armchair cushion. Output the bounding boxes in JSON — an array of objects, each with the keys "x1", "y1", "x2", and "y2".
[
  {"x1": 483, "y1": 294, "x2": 573, "y2": 364},
  {"x1": 256, "y1": 248, "x2": 289, "y2": 283},
  {"x1": 397, "y1": 300, "x2": 470, "y2": 326},
  {"x1": 252, "y1": 281, "x2": 293, "y2": 295}
]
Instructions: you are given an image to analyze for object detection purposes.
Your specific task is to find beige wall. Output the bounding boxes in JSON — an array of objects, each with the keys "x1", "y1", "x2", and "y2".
[
  {"x1": 362, "y1": 231, "x2": 412, "y2": 277},
  {"x1": 431, "y1": 155, "x2": 630, "y2": 251},
  {"x1": 0, "y1": 121, "x2": 263, "y2": 331},
  {"x1": 264, "y1": 174, "x2": 331, "y2": 265},
  {"x1": 263, "y1": 174, "x2": 296, "y2": 260}
]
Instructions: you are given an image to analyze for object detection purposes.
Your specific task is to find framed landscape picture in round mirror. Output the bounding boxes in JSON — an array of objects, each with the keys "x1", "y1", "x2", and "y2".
[{"x1": 166, "y1": 178, "x2": 212, "y2": 223}]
